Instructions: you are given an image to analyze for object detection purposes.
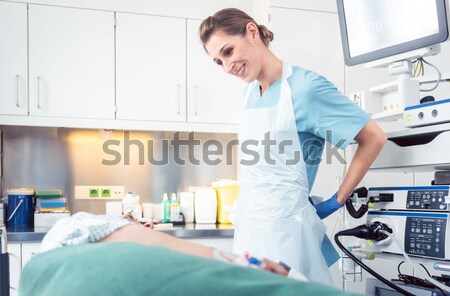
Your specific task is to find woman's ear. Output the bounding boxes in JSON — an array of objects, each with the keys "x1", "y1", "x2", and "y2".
[{"x1": 245, "y1": 22, "x2": 259, "y2": 41}]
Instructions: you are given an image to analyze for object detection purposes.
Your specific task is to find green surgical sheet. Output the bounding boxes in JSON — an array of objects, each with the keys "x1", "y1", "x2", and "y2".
[{"x1": 19, "y1": 242, "x2": 361, "y2": 296}]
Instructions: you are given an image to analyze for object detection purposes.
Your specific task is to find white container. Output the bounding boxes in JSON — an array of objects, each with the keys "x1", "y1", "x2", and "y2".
[
  {"x1": 193, "y1": 188, "x2": 217, "y2": 224},
  {"x1": 142, "y1": 203, "x2": 153, "y2": 220},
  {"x1": 179, "y1": 192, "x2": 194, "y2": 223},
  {"x1": 0, "y1": 203, "x2": 4, "y2": 223},
  {"x1": 106, "y1": 201, "x2": 123, "y2": 216},
  {"x1": 34, "y1": 211, "x2": 70, "y2": 227},
  {"x1": 122, "y1": 193, "x2": 142, "y2": 219},
  {"x1": 152, "y1": 203, "x2": 162, "y2": 222}
]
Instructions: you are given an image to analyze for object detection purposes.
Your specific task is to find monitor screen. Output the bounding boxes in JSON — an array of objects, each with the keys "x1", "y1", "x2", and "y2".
[{"x1": 337, "y1": 0, "x2": 449, "y2": 66}]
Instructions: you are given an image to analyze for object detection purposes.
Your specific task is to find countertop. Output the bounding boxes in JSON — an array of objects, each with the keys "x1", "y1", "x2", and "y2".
[{"x1": 7, "y1": 223, "x2": 234, "y2": 242}]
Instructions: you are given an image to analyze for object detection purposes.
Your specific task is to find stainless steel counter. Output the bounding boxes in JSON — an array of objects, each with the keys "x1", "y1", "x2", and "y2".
[
  {"x1": 160, "y1": 223, "x2": 234, "y2": 238},
  {"x1": 7, "y1": 223, "x2": 234, "y2": 242},
  {"x1": 7, "y1": 227, "x2": 51, "y2": 242}
]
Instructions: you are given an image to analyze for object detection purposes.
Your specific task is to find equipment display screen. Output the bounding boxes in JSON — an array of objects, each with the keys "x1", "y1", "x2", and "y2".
[{"x1": 337, "y1": 0, "x2": 449, "y2": 66}]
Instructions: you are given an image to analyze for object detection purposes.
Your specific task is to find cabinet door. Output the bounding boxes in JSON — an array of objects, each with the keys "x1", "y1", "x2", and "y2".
[
  {"x1": 186, "y1": 20, "x2": 246, "y2": 124},
  {"x1": 0, "y1": 2, "x2": 27, "y2": 116},
  {"x1": 116, "y1": 13, "x2": 186, "y2": 122},
  {"x1": 28, "y1": 5, "x2": 115, "y2": 119},
  {"x1": 269, "y1": 7, "x2": 345, "y2": 92},
  {"x1": 8, "y1": 243, "x2": 21, "y2": 296},
  {"x1": 21, "y1": 242, "x2": 41, "y2": 269}
]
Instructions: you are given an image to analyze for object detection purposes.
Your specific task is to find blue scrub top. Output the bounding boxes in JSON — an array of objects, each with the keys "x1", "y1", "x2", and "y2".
[{"x1": 246, "y1": 66, "x2": 370, "y2": 191}]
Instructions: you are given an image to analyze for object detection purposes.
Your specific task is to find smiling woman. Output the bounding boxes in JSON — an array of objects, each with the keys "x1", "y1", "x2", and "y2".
[
  {"x1": 198, "y1": 8, "x2": 387, "y2": 285},
  {"x1": 199, "y1": 8, "x2": 278, "y2": 89}
]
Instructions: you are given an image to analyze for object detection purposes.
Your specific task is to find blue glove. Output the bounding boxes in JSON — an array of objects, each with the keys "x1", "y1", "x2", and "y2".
[{"x1": 314, "y1": 193, "x2": 343, "y2": 219}]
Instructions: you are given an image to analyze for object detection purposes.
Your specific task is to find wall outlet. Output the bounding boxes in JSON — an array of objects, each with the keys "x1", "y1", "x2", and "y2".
[
  {"x1": 349, "y1": 91, "x2": 382, "y2": 115},
  {"x1": 350, "y1": 91, "x2": 362, "y2": 107},
  {"x1": 89, "y1": 187, "x2": 99, "y2": 198},
  {"x1": 75, "y1": 186, "x2": 125, "y2": 200}
]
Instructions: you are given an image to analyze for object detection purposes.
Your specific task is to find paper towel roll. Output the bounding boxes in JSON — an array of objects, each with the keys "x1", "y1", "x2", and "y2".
[
  {"x1": 152, "y1": 203, "x2": 162, "y2": 222},
  {"x1": 142, "y1": 203, "x2": 153, "y2": 220},
  {"x1": 180, "y1": 192, "x2": 194, "y2": 223}
]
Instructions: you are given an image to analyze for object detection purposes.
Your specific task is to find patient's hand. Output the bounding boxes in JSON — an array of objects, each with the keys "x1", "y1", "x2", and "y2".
[
  {"x1": 143, "y1": 221, "x2": 155, "y2": 229},
  {"x1": 260, "y1": 258, "x2": 289, "y2": 276},
  {"x1": 212, "y1": 249, "x2": 289, "y2": 276}
]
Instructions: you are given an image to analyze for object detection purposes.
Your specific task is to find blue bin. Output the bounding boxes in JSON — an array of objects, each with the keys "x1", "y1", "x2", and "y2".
[{"x1": 7, "y1": 188, "x2": 35, "y2": 231}]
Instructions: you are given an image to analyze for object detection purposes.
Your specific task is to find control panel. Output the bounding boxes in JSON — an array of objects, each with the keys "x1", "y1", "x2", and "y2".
[
  {"x1": 405, "y1": 216, "x2": 446, "y2": 259},
  {"x1": 404, "y1": 98, "x2": 450, "y2": 128},
  {"x1": 367, "y1": 186, "x2": 450, "y2": 211},
  {"x1": 406, "y1": 188, "x2": 449, "y2": 210},
  {"x1": 367, "y1": 211, "x2": 450, "y2": 260}
]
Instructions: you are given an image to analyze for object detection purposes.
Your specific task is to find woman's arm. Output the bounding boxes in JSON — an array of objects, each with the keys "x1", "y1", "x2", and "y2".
[{"x1": 336, "y1": 119, "x2": 387, "y2": 205}]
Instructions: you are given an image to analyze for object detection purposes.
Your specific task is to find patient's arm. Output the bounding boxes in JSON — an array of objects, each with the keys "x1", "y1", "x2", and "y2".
[
  {"x1": 100, "y1": 223, "x2": 214, "y2": 258},
  {"x1": 100, "y1": 223, "x2": 288, "y2": 276}
]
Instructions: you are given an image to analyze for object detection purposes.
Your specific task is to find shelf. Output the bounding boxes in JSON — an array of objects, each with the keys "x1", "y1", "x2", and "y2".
[
  {"x1": 369, "y1": 80, "x2": 399, "y2": 94},
  {"x1": 371, "y1": 109, "x2": 404, "y2": 122},
  {"x1": 351, "y1": 124, "x2": 450, "y2": 172}
]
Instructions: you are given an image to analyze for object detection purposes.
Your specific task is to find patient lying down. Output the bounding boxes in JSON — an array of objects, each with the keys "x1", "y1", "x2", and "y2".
[{"x1": 40, "y1": 212, "x2": 289, "y2": 276}]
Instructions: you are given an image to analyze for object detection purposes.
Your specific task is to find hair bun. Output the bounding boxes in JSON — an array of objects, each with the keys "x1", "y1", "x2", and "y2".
[{"x1": 258, "y1": 25, "x2": 274, "y2": 47}]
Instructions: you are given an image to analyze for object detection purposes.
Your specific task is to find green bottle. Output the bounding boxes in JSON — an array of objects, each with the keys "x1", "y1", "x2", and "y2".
[{"x1": 161, "y1": 193, "x2": 170, "y2": 222}]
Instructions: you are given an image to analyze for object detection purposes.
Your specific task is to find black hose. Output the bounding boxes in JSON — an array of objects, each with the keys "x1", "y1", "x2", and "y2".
[
  {"x1": 345, "y1": 198, "x2": 368, "y2": 219},
  {"x1": 334, "y1": 231, "x2": 415, "y2": 296},
  {"x1": 345, "y1": 187, "x2": 369, "y2": 219}
]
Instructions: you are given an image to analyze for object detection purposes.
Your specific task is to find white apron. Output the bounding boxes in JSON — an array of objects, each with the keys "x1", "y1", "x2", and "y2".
[{"x1": 233, "y1": 63, "x2": 332, "y2": 285}]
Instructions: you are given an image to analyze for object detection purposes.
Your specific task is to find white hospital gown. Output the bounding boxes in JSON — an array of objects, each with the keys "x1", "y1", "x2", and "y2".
[{"x1": 40, "y1": 212, "x2": 131, "y2": 253}]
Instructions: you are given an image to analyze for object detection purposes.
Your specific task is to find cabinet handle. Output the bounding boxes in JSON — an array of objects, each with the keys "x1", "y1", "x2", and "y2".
[
  {"x1": 16, "y1": 75, "x2": 21, "y2": 108},
  {"x1": 194, "y1": 85, "x2": 199, "y2": 116},
  {"x1": 177, "y1": 84, "x2": 181, "y2": 115},
  {"x1": 37, "y1": 76, "x2": 42, "y2": 109}
]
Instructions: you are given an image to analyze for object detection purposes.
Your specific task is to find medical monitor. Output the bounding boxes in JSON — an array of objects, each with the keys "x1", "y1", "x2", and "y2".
[{"x1": 336, "y1": 0, "x2": 449, "y2": 67}]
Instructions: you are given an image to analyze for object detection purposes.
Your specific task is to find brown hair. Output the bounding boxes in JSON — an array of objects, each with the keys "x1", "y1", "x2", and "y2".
[{"x1": 199, "y1": 8, "x2": 274, "y2": 49}]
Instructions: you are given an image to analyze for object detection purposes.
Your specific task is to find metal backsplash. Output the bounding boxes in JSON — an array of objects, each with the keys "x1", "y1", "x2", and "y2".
[{"x1": 0, "y1": 126, "x2": 237, "y2": 214}]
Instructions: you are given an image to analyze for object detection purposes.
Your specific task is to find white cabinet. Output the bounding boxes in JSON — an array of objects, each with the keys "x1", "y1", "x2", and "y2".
[
  {"x1": 115, "y1": 14, "x2": 244, "y2": 125},
  {"x1": 269, "y1": 7, "x2": 345, "y2": 92},
  {"x1": 8, "y1": 242, "x2": 40, "y2": 296},
  {"x1": 8, "y1": 243, "x2": 21, "y2": 296},
  {"x1": 0, "y1": 3, "x2": 242, "y2": 131},
  {"x1": 116, "y1": 13, "x2": 186, "y2": 122},
  {"x1": 269, "y1": 0, "x2": 337, "y2": 12},
  {"x1": 186, "y1": 19, "x2": 245, "y2": 125},
  {"x1": 28, "y1": 5, "x2": 115, "y2": 119},
  {"x1": 21, "y1": 243, "x2": 40, "y2": 269},
  {"x1": 0, "y1": 2, "x2": 27, "y2": 116}
]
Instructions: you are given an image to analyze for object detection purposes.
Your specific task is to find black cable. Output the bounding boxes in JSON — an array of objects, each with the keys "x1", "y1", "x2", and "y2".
[
  {"x1": 345, "y1": 187, "x2": 369, "y2": 219},
  {"x1": 345, "y1": 198, "x2": 368, "y2": 219},
  {"x1": 419, "y1": 263, "x2": 432, "y2": 278},
  {"x1": 335, "y1": 232, "x2": 415, "y2": 296},
  {"x1": 396, "y1": 261, "x2": 446, "y2": 295}
]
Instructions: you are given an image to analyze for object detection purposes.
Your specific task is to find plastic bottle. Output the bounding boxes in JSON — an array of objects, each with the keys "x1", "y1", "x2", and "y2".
[
  {"x1": 0, "y1": 220, "x2": 7, "y2": 253},
  {"x1": 161, "y1": 193, "x2": 170, "y2": 222},
  {"x1": 170, "y1": 193, "x2": 180, "y2": 222},
  {"x1": 122, "y1": 192, "x2": 142, "y2": 220}
]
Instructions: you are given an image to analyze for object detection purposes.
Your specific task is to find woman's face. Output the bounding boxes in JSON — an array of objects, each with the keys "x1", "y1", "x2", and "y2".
[{"x1": 205, "y1": 25, "x2": 262, "y2": 83}]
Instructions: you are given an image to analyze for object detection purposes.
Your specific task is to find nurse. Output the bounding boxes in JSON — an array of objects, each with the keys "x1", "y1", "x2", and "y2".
[{"x1": 199, "y1": 8, "x2": 387, "y2": 285}]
